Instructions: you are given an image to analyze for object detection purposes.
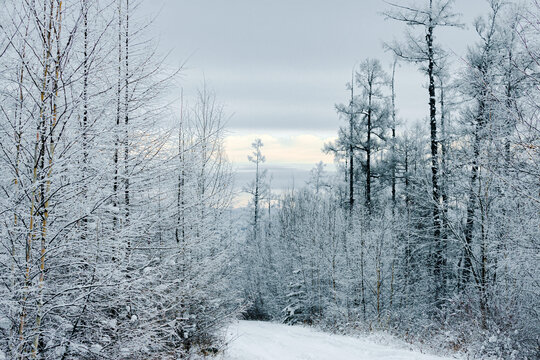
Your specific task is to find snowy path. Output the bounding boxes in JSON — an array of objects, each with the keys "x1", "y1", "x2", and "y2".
[{"x1": 224, "y1": 321, "x2": 453, "y2": 360}]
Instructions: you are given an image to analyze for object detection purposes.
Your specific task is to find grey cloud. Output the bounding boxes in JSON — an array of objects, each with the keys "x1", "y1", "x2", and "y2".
[{"x1": 141, "y1": 0, "x2": 491, "y2": 131}]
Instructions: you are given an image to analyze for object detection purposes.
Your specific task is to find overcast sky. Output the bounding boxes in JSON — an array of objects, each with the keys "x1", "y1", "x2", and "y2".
[{"x1": 137, "y1": 0, "x2": 492, "y2": 199}]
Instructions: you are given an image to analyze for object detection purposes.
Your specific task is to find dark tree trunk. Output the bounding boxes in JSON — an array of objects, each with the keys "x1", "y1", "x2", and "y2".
[
  {"x1": 366, "y1": 88, "x2": 372, "y2": 214},
  {"x1": 427, "y1": 19, "x2": 443, "y2": 306}
]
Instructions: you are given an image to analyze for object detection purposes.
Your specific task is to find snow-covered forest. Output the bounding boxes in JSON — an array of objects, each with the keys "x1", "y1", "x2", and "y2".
[{"x1": 0, "y1": 0, "x2": 538, "y2": 359}]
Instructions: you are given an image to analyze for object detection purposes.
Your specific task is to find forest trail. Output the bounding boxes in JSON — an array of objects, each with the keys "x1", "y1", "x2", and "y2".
[{"x1": 224, "y1": 321, "x2": 453, "y2": 360}]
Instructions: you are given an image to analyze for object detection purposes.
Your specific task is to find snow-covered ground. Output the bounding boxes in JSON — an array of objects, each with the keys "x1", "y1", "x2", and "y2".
[{"x1": 224, "y1": 321, "x2": 454, "y2": 360}]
